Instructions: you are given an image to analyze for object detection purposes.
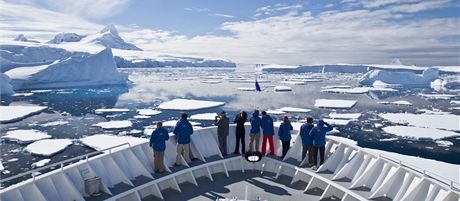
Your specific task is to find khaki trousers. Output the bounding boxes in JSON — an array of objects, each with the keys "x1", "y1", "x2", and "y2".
[
  {"x1": 153, "y1": 150, "x2": 165, "y2": 172},
  {"x1": 176, "y1": 143, "x2": 191, "y2": 165},
  {"x1": 249, "y1": 132, "x2": 260, "y2": 152}
]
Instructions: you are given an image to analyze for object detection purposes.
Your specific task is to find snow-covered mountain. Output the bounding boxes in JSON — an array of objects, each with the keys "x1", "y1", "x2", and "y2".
[
  {"x1": 81, "y1": 24, "x2": 142, "y2": 51},
  {"x1": 5, "y1": 48, "x2": 128, "y2": 90},
  {"x1": 13, "y1": 34, "x2": 39, "y2": 43},
  {"x1": 47, "y1": 33, "x2": 84, "y2": 44}
]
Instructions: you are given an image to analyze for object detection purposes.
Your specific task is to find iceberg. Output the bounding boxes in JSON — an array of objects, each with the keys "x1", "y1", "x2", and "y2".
[
  {"x1": 13, "y1": 34, "x2": 39, "y2": 43},
  {"x1": 83, "y1": 25, "x2": 142, "y2": 51},
  {"x1": 1, "y1": 73, "x2": 14, "y2": 95},
  {"x1": 93, "y1": 120, "x2": 133, "y2": 129},
  {"x1": 379, "y1": 113, "x2": 460, "y2": 131},
  {"x1": 382, "y1": 126, "x2": 459, "y2": 140},
  {"x1": 158, "y1": 98, "x2": 225, "y2": 111},
  {"x1": 47, "y1": 33, "x2": 84, "y2": 44},
  {"x1": 2, "y1": 129, "x2": 51, "y2": 144},
  {"x1": 25, "y1": 139, "x2": 73, "y2": 157},
  {"x1": 266, "y1": 110, "x2": 286, "y2": 115},
  {"x1": 359, "y1": 68, "x2": 438, "y2": 87},
  {"x1": 5, "y1": 48, "x2": 129, "y2": 90},
  {"x1": 372, "y1": 80, "x2": 402, "y2": 88},
  {"x1": 0, "y1": 105, "x2": 47, "y2": 123},
  {"x1": 314, "y1": 99, "x2": 357, "y2": 109}
]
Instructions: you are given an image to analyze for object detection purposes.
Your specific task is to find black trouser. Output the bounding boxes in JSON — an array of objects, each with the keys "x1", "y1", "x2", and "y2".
[
  {"x1": 234, "y1": 133, "x2": 245, "y2": 154},
  {"x1": 302, "y1": 145, "x2": 314, "y2": 164},
  {"x1": 281, "y1": 140, "x2": 290, "y2": 159},
  {"x1": 313, "y1": 146, "x2": 325, "y2": 166}
]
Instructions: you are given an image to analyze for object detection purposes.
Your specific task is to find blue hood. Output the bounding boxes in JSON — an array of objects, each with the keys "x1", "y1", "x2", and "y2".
[
  {"x1": 317, "y1": 119, "x2": 324, "y2": 127},
  {"x1": 252, "y1": 111, "x2": 259, "y2": 118}
]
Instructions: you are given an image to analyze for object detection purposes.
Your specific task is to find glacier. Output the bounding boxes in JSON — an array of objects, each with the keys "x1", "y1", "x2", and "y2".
[{"x1": 5, "y1": 48, "x2": 129, "y2": 90}]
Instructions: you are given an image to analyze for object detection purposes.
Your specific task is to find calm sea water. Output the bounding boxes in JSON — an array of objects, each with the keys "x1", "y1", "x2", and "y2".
[{"x1": 1, "y1": 67, "x2": 459, "y2": 185}]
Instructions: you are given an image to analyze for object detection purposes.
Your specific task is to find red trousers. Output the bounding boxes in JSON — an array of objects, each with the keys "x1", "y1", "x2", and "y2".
[{"x1": 261, "y1": 135, "x2": 275, "y2": 155}]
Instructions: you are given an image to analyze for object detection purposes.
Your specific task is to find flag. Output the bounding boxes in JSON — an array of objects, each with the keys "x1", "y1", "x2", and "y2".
[{"x1": 255, "y1": 80, "x2": 261, "y2": 92}]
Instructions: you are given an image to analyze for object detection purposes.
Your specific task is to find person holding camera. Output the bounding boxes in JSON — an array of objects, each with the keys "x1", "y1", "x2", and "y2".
[{"x1": 214, "y1": 111, "x2": 229, "y2": 156}]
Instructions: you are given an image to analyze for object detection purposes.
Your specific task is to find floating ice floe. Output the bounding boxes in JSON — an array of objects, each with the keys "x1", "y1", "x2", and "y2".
[
  {"x1": 314, "y1": 99, "x2": 357, "y2": 109},
  {"x1": 321, "y1": 85, "x2": 352, "y2": 89},
  {"x1": 278, "y1": 107, "x2": 311, "y2": 113},
  {"x1": 274, "y1": 86, "x2": 292, "y2": 92},
  {"x1": 418, "y1": 93, "x2": 457, "y2": 100},
  {"x1": 322, "y1": 118, "x2": 353, "y2": 126},
  {"x1": 118, "y1": 129, "x2": 143, "y2": 135},
  {"x1": 322, "y1": 87, "x2": 397, "y2": 94},
  {"x1": 41, "y1": 120, "x2": 70, "y2": 127},
  {"x1": 93, "y1": 120, "x2": 132, "y2": 129},
  {"x1": 435, "y1": 140, "x2": 453, "y2": 147},
  {"x1": 281, "y1": 81, "x2": 306, "y2": 85},
  {"x1": 374, "y1": 123, "x2": 383, "y2": 128},
  {"x1": 0, "y1": 105, "x2": 47, "y2": 123},
  {"x1": 80, "y1": 134, "x2": 147, "y2": 151},
  {"x1": 25, "y1": 139, "x2": 73, "y2": 157},
  {"x1": 451, "y1": 107, "x2": 460, "y2": 111},
  {"x1": 95, "y1": 108, "x2": 130, "y2": 114},
  {"x1": 416, "y1": 109, "x2": 450, "y2": 115},
  {"x1": 0, "y1": 161, "x2": 4, "y2": 171},
  {"x1": 2, "y1": 129, "x2": 51, "y2": 144},
  {"x1": 379, "y1": 113, "x2": 460, "y2": 131},
  {"x1": 158, "y1": 98, "x2": 225, "y2": 111},
  {"x1": 137, "y1": 109, "x2": 162, "y2": 116},
  {"x1": 134, "y1": 115, "x2": 151, "y2": 119},
  {"x1": 266, "y1": 110, "x2": 286, "y2": 115},
  {"x1": 328, "y1": 113, "x2": 361, "y2": 119},
  {"x1": 190, "y1": 113, "x2": 218, "y2": 120},
  {"x1": 200, "y1": 80, "x2": 221, "y2": 84},
  {"x1": 237, "y1": 87, "x2": 256, "y2": 91},
  {"x1": 161, "y1": 120, "x2": 201, "y2": 127},
  {"x1": 32, "y1": 159, "x2": 51, "y2": 168},
  {"x1": 12, "y1": 93, "x2": 34, "y2": 97},
  {"x1": 382, "y1": 126, "x2": 459, "y2": 140},
  {"x1": 450, "y1": 100, "x2": 460, "y2": 105},
  {"x1": 378, "y1": 100, "x2": 412, "y2": 106},
  {"x1": 379, "y1": 138, "x2": 398, "y2": 142}
]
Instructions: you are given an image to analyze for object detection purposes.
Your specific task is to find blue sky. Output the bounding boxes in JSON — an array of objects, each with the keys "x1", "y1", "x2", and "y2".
[{"x1": 1, "y1": 0, "x2": 459, "y2": 65}]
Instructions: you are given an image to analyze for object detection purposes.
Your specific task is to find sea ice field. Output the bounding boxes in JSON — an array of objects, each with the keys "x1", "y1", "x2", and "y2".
[{"x1": 0, "y1": 66, "x2": 459, "y2": 187}]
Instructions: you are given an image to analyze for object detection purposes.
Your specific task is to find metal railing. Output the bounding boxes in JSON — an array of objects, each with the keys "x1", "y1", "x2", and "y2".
[
  {"x1": 379, "y1": 153, "x2": 460, "y2": 192},
  {"x1": 0, "y1": 142, "x2": 131, "y2": 186}
]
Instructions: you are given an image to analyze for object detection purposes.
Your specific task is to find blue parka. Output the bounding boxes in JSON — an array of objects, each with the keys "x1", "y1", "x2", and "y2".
[
  {"x1": 299, "y1": 123, "x2": 314, "y2": 146},
  {"x1": 309, "y1": 119, "x2": 333, "y2": 147},
  {"x1": 173, "y1": 118, "x2": 194, "y2": 144},
  {"x1": 249, "y1": 111, "x2": 261, "y2": 134},
  {"x1": 150, "y1": 127, "x2": 169, "y2": 151},
  {"x1": 261, "y1": 115, "x2": 275, "y2": 136},
  {"x1": 278, "y1": 122, "x2": 293, "y2": 141}
]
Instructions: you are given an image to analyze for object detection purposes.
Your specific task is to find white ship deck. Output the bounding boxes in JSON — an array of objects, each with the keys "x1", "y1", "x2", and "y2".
[{"x1": 0, "y1": 125, "x2": 459, "y2": 201}]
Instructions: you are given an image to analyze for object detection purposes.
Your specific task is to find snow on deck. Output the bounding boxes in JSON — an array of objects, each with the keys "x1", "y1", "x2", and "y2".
[
  {"x1": 93, "y1": 120, "x2": 133, "y2": 129},
  {"x1": 190, "y1": 113, "x2": 218, "y2": 120},
  {"x1": 2, "y1": 130, "x2": 51, "y2": 144},
  {"x1": 0, "y1": 105, "x2": 47, "y2": 123},
  {"x1": 25, "y1": 139, "x2": 73, "y2": 157},
  {"x1": 382, "y1": 126, "x2": 459, "y2": 140},
  {"x1": 80, "y1": 134, "x2": 147, "y2": 151},
  {"x1": 314, "y1": 99, "x2": 357, "y2": 109},
  {"x1": 137, "y1": 109, "x2": 162, "y2": 116},
  {"x1": 379, "y1": 113, "x2": 460, "y2": 131},
  {"x1": 158, "y1": 98, "x2": 225, "y2": 111}
]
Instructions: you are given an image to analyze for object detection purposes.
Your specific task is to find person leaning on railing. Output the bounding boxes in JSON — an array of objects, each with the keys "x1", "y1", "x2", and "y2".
[{"x1": 149, "y1": 121, "x2": 169, "y2": 173}]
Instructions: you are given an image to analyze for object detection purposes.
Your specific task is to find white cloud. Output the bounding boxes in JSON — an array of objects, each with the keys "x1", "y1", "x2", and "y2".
[
  {"x1": 9, "y1": 0, "x2": 130, "y2": 20},
  {"x1": 255, "y1": 3, "x2": 303, "y2": 17},
  {"x1": 208, "y1": 13, "x2": 236, "y2": 18},
  {"x1": 388, "y1": 0, "x2": 451, "y2": 13},
  {"x1": 184, "y1": 7, "x2": 210, "y2": 12}
]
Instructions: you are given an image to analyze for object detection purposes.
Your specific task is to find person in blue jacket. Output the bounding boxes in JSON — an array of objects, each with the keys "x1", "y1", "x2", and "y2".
[
  {"x1": 309, "y1": 119, "x2": 333, "y2": 168},
  {"x1": 278, "y1": 116, "x2": 293, "y2": 159},
  {"x1": 299, "y1": 117, "x2": 314, "y2": 165},
  {"x1": 260, "y1": 111, "x2": 275, "y2": 156},
  {"x1": 249, "y1": 110, "x2": 261, "y2": 152},
  {"x1": 150, "y1": 121, "x2": 169, "y2": 173},
  {"x1": 173, "y1": 113, "x2": 194, "y2": 166}
]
